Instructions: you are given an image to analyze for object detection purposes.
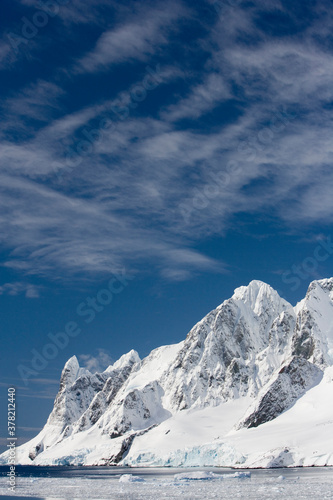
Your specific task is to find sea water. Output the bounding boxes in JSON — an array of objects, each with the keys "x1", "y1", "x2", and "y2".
[{"x1": 0, "y1": 465, "x2": 332, "y2": 499}]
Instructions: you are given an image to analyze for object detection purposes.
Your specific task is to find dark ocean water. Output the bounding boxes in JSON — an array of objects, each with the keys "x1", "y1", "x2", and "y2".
[
  {"x1": 1, "y1": 464, "x2": 235, "y2": 480},
  {"x1": 0, "y1": 464, "x2": 330, "y2": 479}
]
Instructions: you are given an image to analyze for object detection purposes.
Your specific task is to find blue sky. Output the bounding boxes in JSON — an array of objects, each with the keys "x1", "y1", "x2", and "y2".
[{"x1": 1, "y1": 0, "x2": 333, "y2": 451}]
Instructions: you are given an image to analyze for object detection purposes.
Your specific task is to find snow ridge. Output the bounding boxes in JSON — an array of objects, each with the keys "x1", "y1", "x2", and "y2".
[{"x1": 1, "y1": 278, "x2": 333, "y2": 468}]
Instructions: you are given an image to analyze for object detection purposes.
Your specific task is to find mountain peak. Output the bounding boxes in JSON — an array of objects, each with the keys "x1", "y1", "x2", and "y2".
[
  {"x1": 233, "y1": 280, "x2": 276, "y2": 299},
  {"x1": 307, "y1": 277, "x2": 333, "y2": 296},
  {"x1": 109, "y1": 349, "x2": 141, "y2": 371},
  {"x1": 232, "y1": 280, "x2": 288, "y2": 316},
  {"x1": 60, "y1": 355, "x2": 80, "y2": 387}
]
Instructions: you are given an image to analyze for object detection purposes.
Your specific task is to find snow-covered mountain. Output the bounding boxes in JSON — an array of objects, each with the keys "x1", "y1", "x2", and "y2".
[{"x1": 2, "y1": 278, "x2": 333, "y2": 468}]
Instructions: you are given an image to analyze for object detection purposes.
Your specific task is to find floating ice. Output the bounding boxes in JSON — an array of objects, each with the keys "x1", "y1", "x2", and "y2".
[{"x1": 119, "y1": 473, "x2": 145, "y2": 483}]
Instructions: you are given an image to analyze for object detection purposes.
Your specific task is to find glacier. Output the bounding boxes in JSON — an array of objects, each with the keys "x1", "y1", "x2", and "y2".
[{"x1": 1, "y1": 278, "x2": 333, "y2": 468}]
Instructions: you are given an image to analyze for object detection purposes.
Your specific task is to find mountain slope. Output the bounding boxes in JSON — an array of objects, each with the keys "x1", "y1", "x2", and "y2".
[{"x1": 1, "y1": 278, "x2": 333, "y2": 468}]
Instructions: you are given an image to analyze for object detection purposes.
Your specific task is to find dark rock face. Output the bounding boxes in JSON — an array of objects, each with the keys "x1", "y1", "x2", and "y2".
[
  {"x1": 28, "y1": 442, "x2": 43, "y2": 461},
  {"x1": 104, "y1": 424, "x2": 158, "y2": 465},
  {"x1": 76, "y1": 362, "x2": 138, "y2": 433},
  {"x1": 238, "y1": 356, "x2": 323, "y2": 429},
  {"x1": 107, "y1": 434, "x2": 136, "y2": 464},
  {"x1": 292, "y1": 310, "x2": 316, "y2": 359}
]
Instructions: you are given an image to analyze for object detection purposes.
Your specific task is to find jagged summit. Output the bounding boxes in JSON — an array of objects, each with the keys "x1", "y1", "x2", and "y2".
[
  {"x1": 307, "y1": 277, "x2": 333, "y2": 295},
  {"x1": 293, "y1": 277, "x2": 333, "y2": 367},
  {"x1": 232, "y1": 279, "x2": 290, "y2": 317},
  {"x1": 111, "y1": 349, "x2": 140, "y2": 371},
  {"x1": 59, "y1": 355, "x2": 80, "y2": 387},
  {"x1": 1, "y1": 278, "x2": 333, "y2": 468},
  {"x1": 233, "y1": 279, "x2": 278, "y2": 301}
]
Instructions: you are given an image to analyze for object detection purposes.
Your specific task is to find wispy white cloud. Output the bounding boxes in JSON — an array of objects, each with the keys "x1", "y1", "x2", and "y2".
[
  {"x1": 0, "y1": 163, "x2": 221, "y2": 279},
  {"x1": 19, "y1": 0, "x2": 118, "y2": 26},
  {"x1": 0, "y1": 1, "x2": 116, "y2": 72},
  {"x1": 1, "y1": 0, "x2": 333, "y2": 285},
  {"x1": 75, "y1": 3, "x2": 187, "y2": 74},
  {"x1": 20, "y1": 393, "x2": 57, "y2": 399},
  {"x1": 0, "y1": 281, "x2": 41, "y2": 297},
  {"x1": 162, "y1": 73, "x2": 231, "y2": 121},
  {"x1": 79, "y1": 348, "x2": 113, "y2": 373},
  {"x1": 30, "y1": 378, "x2": 60, "y2": 385},
  {"x1": 2, "y1": 80, "x2": 65, "y2": 123}
]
